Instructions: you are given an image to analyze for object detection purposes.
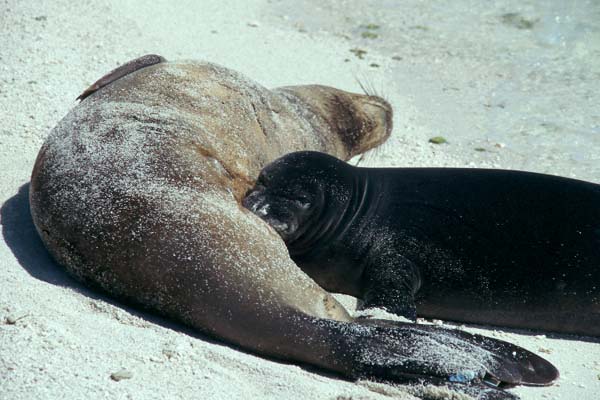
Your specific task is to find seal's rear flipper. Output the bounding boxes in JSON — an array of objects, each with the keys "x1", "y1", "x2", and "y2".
[
  {"x1": 444, "y1": 328, "x2": 558, "y2": 387},
  {"x1": 354, "y1": 319, "x2": 559, "y2": 388},
  {"x1": 443, "y1": 382, "x2": 520, "y2": 400},
  {"x1": 401, "y1": 379, "x2": 520, "y2": 400},
  {"x1": 76, "y1": 54, "x2": 166, "y2": 101}
]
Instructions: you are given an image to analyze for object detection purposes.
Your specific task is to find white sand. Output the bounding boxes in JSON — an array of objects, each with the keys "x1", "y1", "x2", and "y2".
[{"x1": 1, "y1": 1, "x2": 599, "y2": 399}]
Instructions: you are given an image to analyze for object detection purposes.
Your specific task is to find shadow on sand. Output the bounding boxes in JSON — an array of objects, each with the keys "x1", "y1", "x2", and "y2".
[{"x1": 1, "y1": 183, "x2": 80, "y2": 288}]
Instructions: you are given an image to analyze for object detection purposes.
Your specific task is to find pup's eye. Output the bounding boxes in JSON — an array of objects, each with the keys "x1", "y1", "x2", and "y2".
[{"x1": 294, "y1": 199, "x2": 311, "y2": 210}]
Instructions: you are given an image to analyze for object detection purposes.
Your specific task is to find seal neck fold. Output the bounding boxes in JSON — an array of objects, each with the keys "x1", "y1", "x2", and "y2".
[{"x1": 288, "y1": 166, "x2": 380, "y2": 257}]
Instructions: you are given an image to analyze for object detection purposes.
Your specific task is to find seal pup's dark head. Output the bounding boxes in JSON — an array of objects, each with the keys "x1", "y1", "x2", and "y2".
[{"x1": 243, "y1": 151, "x2": 352, "y2": 243}]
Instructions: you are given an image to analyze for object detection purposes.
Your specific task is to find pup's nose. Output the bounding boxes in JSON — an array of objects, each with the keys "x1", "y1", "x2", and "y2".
[{"x1": 242, "y1": 189, "x2": 266, "y2": 214}]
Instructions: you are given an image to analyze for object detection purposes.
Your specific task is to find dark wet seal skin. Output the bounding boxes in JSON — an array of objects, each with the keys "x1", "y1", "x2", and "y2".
[
  {"x1": 244, "y1": 151, "x2": 600, "y2": 337},
  {"x1": 32, "y1": 56, "x2": 557, "y2": 400}
]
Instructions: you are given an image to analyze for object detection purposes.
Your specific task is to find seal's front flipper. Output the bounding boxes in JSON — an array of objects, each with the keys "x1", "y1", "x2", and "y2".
[
  {"x1": 361, "y1": 291, "x2": 417, "y2": 320},
  {"x1": 356, "y1": 318, "x2": 559, "y2": 388},
  {"x1": 362, "y1": 254, "x2": 420, "y2": 320},
  {"x1": 77, "y1": 54, "x2": 166, "y2": 101}
]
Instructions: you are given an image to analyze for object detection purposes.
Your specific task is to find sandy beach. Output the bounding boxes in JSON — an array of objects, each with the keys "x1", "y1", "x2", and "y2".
[{"x1": 1, "y1": 1, "x2": 599, "y2": 399}]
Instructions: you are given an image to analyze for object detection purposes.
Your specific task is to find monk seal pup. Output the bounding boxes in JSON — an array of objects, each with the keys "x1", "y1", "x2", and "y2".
[
  {"x1": 244, "y1": 151, "x2": 600, "y2": 336},
  {"x1": 30, "y1": 56, "x2": 556, "y2": 394}
]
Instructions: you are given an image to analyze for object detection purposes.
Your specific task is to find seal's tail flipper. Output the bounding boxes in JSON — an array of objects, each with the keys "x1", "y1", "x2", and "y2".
[
  {"x1": 406, "y1": 379, "x2": 520, "y2": 400},
  {"x1": 435, "y1": 325, "x2": 559, "y2": 388},
  {"x1": 353, "y1": 318, "x2": 559, "y2": 388},
  {"x1": 76, "y1": 54, "x2": 166, "y2": 101}
]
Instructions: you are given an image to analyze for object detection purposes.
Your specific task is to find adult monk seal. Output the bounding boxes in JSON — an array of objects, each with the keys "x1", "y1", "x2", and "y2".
[
  {"x1": 30, "y1": 56, "x2": 557, "y2": 395},
  {"x1": 243, "y1": 151, "x2": 600, "y2": 336}
]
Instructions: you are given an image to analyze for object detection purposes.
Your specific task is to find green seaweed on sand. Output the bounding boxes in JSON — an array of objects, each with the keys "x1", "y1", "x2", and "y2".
[
  {"x1": 362, "y1": 23, "x2": 380, "y2": 30},
  {"x1": 361, "y1": 31, "x2": 379, "y2": 39},
  {"x1": 429, "y1": 136, "x2": 448, "y2": 144},
  {"x1": 501, "y1": 13, "x2": 538, "y2": 30},
  {"x1": 350, "y1": 48, "x2": 367, "y2": 59}
]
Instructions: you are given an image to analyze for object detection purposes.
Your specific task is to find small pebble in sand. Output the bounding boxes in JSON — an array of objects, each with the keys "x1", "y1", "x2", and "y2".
[
  {"x1": 295, "y1": 24, "x2": 307, "y2": 33},
  {"x1": 369, "y1": 63, "x2": 380, "y2": 68},
  {"x1": 5, "y1": 314, "x2": 27, "y2": 324},
  {"x1": 110, "y1": 369, "x2": 133, "y2": 381},
  {"x1": 162, "y1": 349, "x2": 178, "y2": 359},
  {"x1": 247, "y1": 21, "x2": 260, "y2": 28}
]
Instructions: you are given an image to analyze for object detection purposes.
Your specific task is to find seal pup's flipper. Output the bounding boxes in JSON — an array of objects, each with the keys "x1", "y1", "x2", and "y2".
[
  {"x1": 355, "y1": 318, "x2": 559, "y2": 388},
  {"x1": 76, "y1": 54, "x2": 166, "y2": 101},
  {"x1": 362, "y1": 254, "x2": 421, "y2": 320}
]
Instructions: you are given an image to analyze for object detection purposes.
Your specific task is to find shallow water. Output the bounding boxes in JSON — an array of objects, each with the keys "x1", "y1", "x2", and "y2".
[
  {"x1": 486, "y1": 1, "x2": 600, "y2": 174},
  {"x1": 267, "y1": 0, "x2": 600, "y2": 181}
]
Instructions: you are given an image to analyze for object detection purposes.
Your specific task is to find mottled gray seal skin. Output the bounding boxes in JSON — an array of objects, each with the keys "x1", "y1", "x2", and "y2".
[
  {"x1": 30, "y1": 56, "x2": 556, "y2": 397},
  {"x1": 244, "y1": 151, "x2": 600, "y2": 337}
]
